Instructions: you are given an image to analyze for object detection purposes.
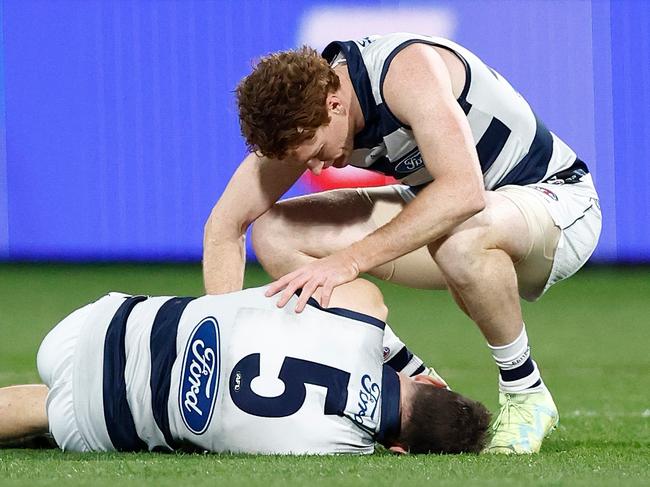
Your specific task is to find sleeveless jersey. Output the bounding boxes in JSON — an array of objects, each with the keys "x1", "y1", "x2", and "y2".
[
  {"x1": 322, "y1": 33, "x2": 587, "y2": 190},
  {"x1": 70, "y1": 287, "x2": 399, "y2": 454}
]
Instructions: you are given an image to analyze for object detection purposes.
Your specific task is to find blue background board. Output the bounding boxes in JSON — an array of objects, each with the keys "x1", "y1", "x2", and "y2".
[
  {"x1": 0, "y1": 0, "x2": 648, "y2": 262},
  {"x1": 1, "y1": 0, "x2": 300, "y2": 260},
  {"x1": 609, "y1": 0, "x2": 650, "y2": 262},
  {"x1": 0, "y1": 1, "x2": 7, "y2": 257}
]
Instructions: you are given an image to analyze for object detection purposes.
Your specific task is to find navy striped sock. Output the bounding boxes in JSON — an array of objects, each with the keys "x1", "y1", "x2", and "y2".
[{"x1": 489, "y1": 325, "x2": 544, "y2": 393}]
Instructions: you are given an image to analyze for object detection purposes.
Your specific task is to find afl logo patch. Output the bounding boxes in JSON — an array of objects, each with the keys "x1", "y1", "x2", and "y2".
[
  {"x1": 179, "y1": 317, "x2": 221, "y2": 434},
  {"x1": 531, "y1": 186, "x2": 559, "y2": 201}
]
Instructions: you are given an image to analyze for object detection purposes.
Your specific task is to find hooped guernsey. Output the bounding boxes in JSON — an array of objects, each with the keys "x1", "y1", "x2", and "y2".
[
  {"x1": 68, "y1": 287, "x2": 400, "y2": 454},
  {"x1": 322, "y1": 33, "x2": 589, "y2": 190}
]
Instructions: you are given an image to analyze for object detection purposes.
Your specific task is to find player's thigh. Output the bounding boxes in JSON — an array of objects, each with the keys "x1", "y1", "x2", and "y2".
[
  {"x1": 361, "y1": 188, "x2": 547, "y2": 291},
  {"x1": 360, "y1": 186, "x2": 447, "y2": 289},
  {"x1": 483, "y1": 188, "x2": 561, "y2": 300},
  {"x1": 431, "y1": 191, "x2": 535, "y2": 270},
  {"x1": 253, "y1": 186, "x2": 402, "y2": 257},
  {"x1": 253, "y1": 185, "x2": 447, "y2": 288},
  {"x1": 479, "y1": 191, "x2": 536, "y2": 260}
]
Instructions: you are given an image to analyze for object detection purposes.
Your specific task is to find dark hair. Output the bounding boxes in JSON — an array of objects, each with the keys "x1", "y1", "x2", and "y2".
[{"x1": 392, "y1": 384, "x2": 491, "y2": 454}]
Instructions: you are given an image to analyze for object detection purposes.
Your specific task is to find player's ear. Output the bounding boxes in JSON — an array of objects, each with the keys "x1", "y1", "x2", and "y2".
[
  {"x1": 388, "y1": 444, "x2": 408, "y2": 455},
  {"x1": 327, "y1": 94, "x2": 345, "y2": 115},
  {"x1": 413, "y1": 374, "x2": 447, "y2": 389}
]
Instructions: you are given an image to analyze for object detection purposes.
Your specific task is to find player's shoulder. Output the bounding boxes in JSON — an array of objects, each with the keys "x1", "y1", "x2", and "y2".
[
  {"x1": 318, "y1": 279, "x2": 388, "y2": 323},
  {"x1": 198, "y1": 285, "x2": 272, "y2": 304},
  {"x1": 356, "y1": 32, "x2": 454, "y2": 58},
  {"x1": 323, "y1": 33, "x2": 414, "y2": 61}
]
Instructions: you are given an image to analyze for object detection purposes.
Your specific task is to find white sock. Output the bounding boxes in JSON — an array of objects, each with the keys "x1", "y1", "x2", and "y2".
[{"x1": 488, "y1": 325, "x2": 545, "y2": 393}]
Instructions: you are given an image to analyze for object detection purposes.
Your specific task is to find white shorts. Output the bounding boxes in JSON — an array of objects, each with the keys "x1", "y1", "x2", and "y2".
[
  {"x1": 498, "y1": 173, "x2": 601, "y2": 295},
  {"x1": 37, "y1": 303, "x2": 94, "y2": 452}
]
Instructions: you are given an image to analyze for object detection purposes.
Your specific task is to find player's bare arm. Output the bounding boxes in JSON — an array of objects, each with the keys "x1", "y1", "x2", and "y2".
[
  {"x1": 203, "y1": 152, "x2": 305, "y2": 294},
  {"x1": 268, "y1": 44, "x2": 485, "y2": 311},
  {"x1": 0, "y1": 384, "x2": 49, "y2": 446},
  {"x1": 347, "y1": 44, "x2": 485, "y2": 268}
]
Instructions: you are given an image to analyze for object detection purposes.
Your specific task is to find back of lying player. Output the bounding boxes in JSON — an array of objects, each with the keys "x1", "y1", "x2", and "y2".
[{"x1": 0, "y1": 279, "x2": 490, "y2": 454}]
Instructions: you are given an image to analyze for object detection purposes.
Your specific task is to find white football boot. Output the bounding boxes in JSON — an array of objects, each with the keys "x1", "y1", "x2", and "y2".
[{"x1": 484, "y1": 387, "x2": 559, "y2": 454}]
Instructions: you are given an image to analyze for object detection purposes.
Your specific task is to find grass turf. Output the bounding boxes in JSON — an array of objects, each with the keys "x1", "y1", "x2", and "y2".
[{"x1": 0, "y1": 263, "x2": 648, "y2": 486}]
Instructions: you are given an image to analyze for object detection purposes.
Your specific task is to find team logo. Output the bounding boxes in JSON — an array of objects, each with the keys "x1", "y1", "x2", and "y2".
[
  {"x1": 383, "y1": 347, "x2": 390, "y2": 360},
  {"x1": 546, "y1": 177, "x2": 566, "y2": 186},
  {"x1": 179, "y1": 317, "x2": 221, "y2": 434},
  {"x1": 352, "y1": 374, "x2": 381, "y2": 426},
  {"x1": 394, "y1": 150, "x2": 424, "y2": 174},
  {"x1": 531, "y1": 186, "x2": 559, "y2": 201}
]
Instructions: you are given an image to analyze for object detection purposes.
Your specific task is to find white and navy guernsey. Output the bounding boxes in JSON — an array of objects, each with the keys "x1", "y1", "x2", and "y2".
[
  {"x1": 322, "y1": 33, "x2": 589, "y2": 190},
  {"x1": 69, "y1": 287, "x2": 400, "y2": 454}
]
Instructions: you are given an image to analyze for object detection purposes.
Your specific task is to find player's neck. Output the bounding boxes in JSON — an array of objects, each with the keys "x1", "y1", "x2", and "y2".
[{"x1": 396, "y1": 373, "x2": 412, "y2": 428}]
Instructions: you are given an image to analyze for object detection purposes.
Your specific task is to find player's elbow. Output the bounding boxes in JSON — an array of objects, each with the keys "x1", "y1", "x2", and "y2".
[
  {"x1": 464, "y1": 190, "x2": 486, "y2": 217},
  {"x1": 450, "y1": 186, "x2": 485, "y2": 225},
  {"x1": 204, "y1": 205, "x2": 250, "y2": 245},
  {"x1": 434, "y1": 173, "x2": 486, "y2": 223}
]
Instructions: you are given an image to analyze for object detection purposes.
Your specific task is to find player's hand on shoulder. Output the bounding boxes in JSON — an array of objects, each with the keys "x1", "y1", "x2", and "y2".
[{"x1": 265, "y1": 251, "x2": 361, "y2": 313}]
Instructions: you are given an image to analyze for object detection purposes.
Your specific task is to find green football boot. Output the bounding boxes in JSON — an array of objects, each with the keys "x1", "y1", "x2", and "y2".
[{"x1": 484, "y1": 388, "x2": 559, "y2": 454}]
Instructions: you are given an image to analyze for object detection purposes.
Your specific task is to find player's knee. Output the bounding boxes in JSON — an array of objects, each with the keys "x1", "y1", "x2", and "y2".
[
  {"x1": 433, "y1": 230, "x2": 487, "y2": 287},
  {"x1": 251, "y1": 207, "x2": 286, "y2": 259},
  {"x1": 252, "y1": 206, "x2": 311, "y2": 279}
]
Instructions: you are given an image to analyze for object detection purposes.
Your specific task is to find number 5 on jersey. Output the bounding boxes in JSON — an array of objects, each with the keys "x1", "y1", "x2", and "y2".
[{"x1": 229, "y1": 353, "x2": 350, "y2": 417}]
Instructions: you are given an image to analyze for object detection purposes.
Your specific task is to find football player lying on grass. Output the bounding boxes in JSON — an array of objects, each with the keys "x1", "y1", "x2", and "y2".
[{"x1": 0, "y1": 279, "x2": 490, "y2": 455}]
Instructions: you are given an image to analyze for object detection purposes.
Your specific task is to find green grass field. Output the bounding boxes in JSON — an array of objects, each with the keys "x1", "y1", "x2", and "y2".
[{"x1": 0, "y1": 263, "x2": 648, "y2": 486}]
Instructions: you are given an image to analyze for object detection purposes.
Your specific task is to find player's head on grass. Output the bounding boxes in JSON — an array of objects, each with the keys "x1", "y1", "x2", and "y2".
[{"x1": 384, "y1": 374, "x2": 491, "y2": 454}]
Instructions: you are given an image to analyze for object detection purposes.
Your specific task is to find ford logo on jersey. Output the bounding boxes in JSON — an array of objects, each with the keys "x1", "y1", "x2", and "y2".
[
  {"x1": 394, "y1": 149, "x2": 424, "y2": 174},
  {"x1": 352, "y1": 374, "x2": 380, "y2": 426},
  {"x1": 179, "y1": 317, "x2": 221, "y2": 435}
]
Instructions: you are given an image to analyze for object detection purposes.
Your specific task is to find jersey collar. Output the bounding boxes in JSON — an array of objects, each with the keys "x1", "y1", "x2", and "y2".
[{"x1": 375, "y1": 365, "x2": 401, "y2": 443}]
